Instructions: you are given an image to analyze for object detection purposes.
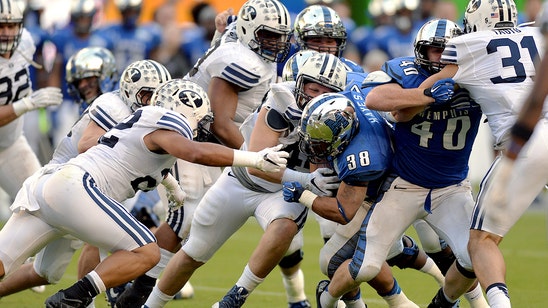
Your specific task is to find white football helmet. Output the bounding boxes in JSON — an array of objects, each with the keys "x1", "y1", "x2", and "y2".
[
  {"x1": 299, "y1": 93, "x2": 358, "y2": 163},
  {"x1": 414, "y1": 19, "x2": 463, "y2": 74},
  {"x1": 0, "y1": 0, "x2": 23, "y2": 54},
  {"x1": 463, "y1": 0, "x2": 517, "y2": 33},
  {"x1": 120, "y1": 59, "x2": 171, "y2": 111},
  {"x1": 281, "y1": 50, "x2": 318, "y2": 82},
  {"x1": 295, "y1": 52, "x2": 348, "y2": 109},
  {"x1": 236, "y1": 0, "x2": 291, "y2": 63},
  {"x1": 294, "y1": 5, "x2": 347, "y2": 57},
  {"x1": 66, "y1": 47, "x2": 118, "y2": 104},
  {"x1": 150, "y1": 79, "x2": 214, "y2": 142}
]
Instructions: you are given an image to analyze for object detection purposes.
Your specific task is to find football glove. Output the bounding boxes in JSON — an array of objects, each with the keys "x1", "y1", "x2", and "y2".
[
  {"x1": 282, "y1": 168, "x2": 340, "y2": 197},
  {"x1": 233, "y1": 144, "x2": 289, "y2": 173},
  {"x1": 13, "y1": 87, "x2": 63, "y2": 116},
  {"x1": 283, "y1": 182, "x2": 305, "y2": 203},
  {"x1": 424, "y1": 78, "x2": 455, "y2": 106},
  {"x1": 162, "y1": 173, "x2": 186, "y2": 210}
]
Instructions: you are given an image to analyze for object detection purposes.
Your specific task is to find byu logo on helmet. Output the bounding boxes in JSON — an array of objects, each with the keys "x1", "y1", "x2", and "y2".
[
  {"x1": 180, "y1": 90, "x2": 204, "y2": 109},
  {"x1": 126, "y1": 68, "x2": 142, "y2": 82},
  {"x1": 240, "y1": 5, "x2": 257, "y2": 21}
]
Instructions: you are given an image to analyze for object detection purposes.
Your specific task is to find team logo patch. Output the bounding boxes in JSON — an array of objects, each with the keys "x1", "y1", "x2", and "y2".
[{"x1": 240, "y1": 5, "x2": 257, "y2": 21}]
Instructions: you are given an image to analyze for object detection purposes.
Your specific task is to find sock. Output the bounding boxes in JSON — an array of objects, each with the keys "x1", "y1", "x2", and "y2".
[
  {"x1": 343, "y1": 293, "x2": 367, "y2": 308},
  {"x1": 320, "y1": 286, "x2": 339, "y2": 308},
  {"x1": 131, "y1": 274, "x2": 156, "y2": 297},
  {"x1": 143, "y1": 285, "x2": 174, "y2": 308},
  {"x1": 486, "y1": 283, "x2": 511, "y2": 308},
  {"x1": 235, "y1": 264, "x2": 264, "y2": 293},
  {"x1": 419, "y1": 257, "x2": 445, "y2": 287},
  {"x1": 147, "y1": 248, "x2": 174, "y2": 279},
  {"x1": 281, "y1": 268, "x2": 306, "y2": 303},
  {"x1": 464, "y1": 283, "x2": 489, "y2": 308},
  {"x1": 63, "y1": 273, "x2": 102, "y2": 300},
  {"x1": 381, "y1": 279, "x2": 416, "y2": 308}
]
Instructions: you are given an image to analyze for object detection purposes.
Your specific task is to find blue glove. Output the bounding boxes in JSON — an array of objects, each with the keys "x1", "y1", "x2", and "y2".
[
  {"x1": 424, "y1": 78, "x2": 455, "y2": 105},
  {"x1": 283, "y1": 182, "x2": 305, "y2": 203}
]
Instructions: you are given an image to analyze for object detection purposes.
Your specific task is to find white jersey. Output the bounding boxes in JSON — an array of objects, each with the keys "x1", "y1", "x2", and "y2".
[
  {"x1": 0, "y1": 29, "x2": 35, "y2": 150},
  {"x1": 50, "y1": 91, "x2": 132, "y2": 164},
  {"x1": 184, "y1": 39, "x2": 277, "y2": 126},
  {"x1": 441, "y1": 26, "x2": 545, "y2": 147},
  {"x1": 67, "y1": 106, "x2": 193, "y2": 202}
]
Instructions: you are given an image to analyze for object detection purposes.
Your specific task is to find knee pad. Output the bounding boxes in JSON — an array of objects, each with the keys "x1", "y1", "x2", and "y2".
[
  {"x1": 278, "y1": 249, "x2": 304, "y2": 269},
  {"x1": 456, "y1": 260, "x2": 476, "y2": 279},
  {"x1": 386, "y1": 235, "x2": 419, "y2": 269},
  {"x1": 426, "y1": 241, "x2": 455, "y2": 275}
]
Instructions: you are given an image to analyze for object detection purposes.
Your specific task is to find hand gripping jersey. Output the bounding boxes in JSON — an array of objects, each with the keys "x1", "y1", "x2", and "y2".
[
  {"x1": 49, "y1": 91, "x2": 132, "y2": 164},
  {"x1": 441, "y1": 26, "x2": 545, "y2": 148},
  {"x1": 0, "y1": 29, "x2": 34, "y2": 150},
  {"x1": 383, "y1": 56, "x2": 483, "y2": 188},
  {"x1": 234, "y1": 81, "x2": 308, "y2": 193},
  {"x1": 335, "y1": 86, "x2": 393, "y2": 185},
  {"x1": 184, "y1": 37, "x2": 277, "y2": 127},
  {"x1": 67, "y1": 105, "x2": 193, "y2": 202}
]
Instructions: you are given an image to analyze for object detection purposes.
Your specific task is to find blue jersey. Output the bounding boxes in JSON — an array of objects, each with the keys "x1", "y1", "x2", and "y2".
[
  {"x1": 333, "y1": 86, "x2": 392, "y2": 186},
  {"x1": 382, "y1": 57, "x2": 483, "y2": 188},
  {"x1": 50, "y1": 26, "x2": 94, "y2": 99},
  {"x1": 90, "y1": 23, "x2": 162, "y2": 75}
]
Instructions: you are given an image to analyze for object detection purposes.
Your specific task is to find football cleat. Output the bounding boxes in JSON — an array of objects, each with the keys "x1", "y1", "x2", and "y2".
[
  {"x1": 173, "y1": 281, "x2": 195, "y2": 300},
  {"x1": 427, "y1": 288, "x2": 460, "y2": 308},
  {"x1": 212, "y1": 285, "x2": 249, "y2": 308},
  {"x1": 45, "y1": 290, "x2": 93, "y2": 308},
  {"x1": 105, "y1": 282, "x2": 130, "y2": 307},
  {"x1": 289, "y1": 299, "x2": 312, "y2": 308},
  {"x1": 315, "y1": 280, "x2": 330, "y2": 308}
]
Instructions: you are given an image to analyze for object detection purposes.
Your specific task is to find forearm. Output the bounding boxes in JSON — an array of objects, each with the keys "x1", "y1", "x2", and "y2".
[
  {"x1": 211, "y1": 121, "x2": 244, "y2": 149},
  {"x1": 366, "y1": 84, "x2": 433, "y2": 111},
  {"x1": 0, "y1": 105, "x2": 19, "y2": 126}
]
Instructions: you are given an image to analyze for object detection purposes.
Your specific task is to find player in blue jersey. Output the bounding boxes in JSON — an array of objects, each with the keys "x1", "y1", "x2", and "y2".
[
  {"x1": 366, "y1": 18, "x2": 488, "y2": 308},
  {"x1": 90, "y1": 0, "x2": 162, "y2": 75},
  {"x1": 296, "y1": 18, "x2": 487, "y2": 308},
  {"x1": 283, "y1": 90, "x2": 424, "y2": 308}
]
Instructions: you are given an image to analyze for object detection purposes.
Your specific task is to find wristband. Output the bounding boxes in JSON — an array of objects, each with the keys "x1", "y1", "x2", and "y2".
[
  {"x1": 298, "y1": 189, "x2": 317, "y2": 209},
  {"x1": 232, "y1": 149, "x2": 257, "y2": 168},
  {"x1": 510, "y1": 122, "x2": 534, "y2": 142},
  {"x1": 12, "y1": 97, "x2": 32, "y2": 117},
  {"x1": 161, "y1": 173, "x2": 179, "y2": 190},
  {"x1": 423, "y1": 88, "x2": 432, "y2": 97}
]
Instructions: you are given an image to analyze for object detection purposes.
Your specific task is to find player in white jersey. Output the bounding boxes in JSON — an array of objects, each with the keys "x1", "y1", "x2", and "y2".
[
  {"x1": 115, "y1": 1, "x2": 293, "y2": 306},
  {"x1": 463, "y1": 1, "x2": 548, "y2": 307},
  {"x1": 143, "y1": 52, "x2": 346, "y2": 308},
  {"x1": 0, "y1": 47, "x2": 118, "y2": 299},
  {"x1": 412, "y1": 0, "x2": 545, "y2": 307},
  {"x1": 0, "y1": 0, "x2": 62, "y2": 201},
  {"x1": 0, "y1": 78, "x2": 288, "y2": 308}
]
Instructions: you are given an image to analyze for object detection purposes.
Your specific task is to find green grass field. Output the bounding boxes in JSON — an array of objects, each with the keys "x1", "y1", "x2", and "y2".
[{"x1": 1, "y1": 210, "x2": 547, "y2": 307}]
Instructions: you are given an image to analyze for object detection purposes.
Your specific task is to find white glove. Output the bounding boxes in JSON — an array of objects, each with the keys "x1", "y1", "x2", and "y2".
[
  {"x1": 233, "y1": 144, "x2": 289, "y2": 173},
  {"x1": 282, "y1": 168, "x2": 340, "y2": 197},
  {"x1": 161, "y1": 173, "x2": 186, "y2": 210},
  {"x1": 13, "y1": 87, "x2": 63, "y2": 116}
]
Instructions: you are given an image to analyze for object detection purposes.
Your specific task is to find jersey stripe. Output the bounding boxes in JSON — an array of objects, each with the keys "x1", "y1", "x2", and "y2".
[
  {"x1": 90, "y1": 105, "x2": 118, "y2": 131},
  {"x1": 221, "y1": 63, "x2": 260, "y2": 90},
  {"x1": 83, "y1": 173, "x2": 156, "y2": 246},
  {"x1": 156, "y1": 113, "x2": 193, "y2": 139}
]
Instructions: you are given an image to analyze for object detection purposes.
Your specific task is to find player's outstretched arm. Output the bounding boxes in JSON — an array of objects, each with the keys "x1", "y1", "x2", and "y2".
[{"x1": 146, "y1": 129, "x2": 288, "y2": 172}]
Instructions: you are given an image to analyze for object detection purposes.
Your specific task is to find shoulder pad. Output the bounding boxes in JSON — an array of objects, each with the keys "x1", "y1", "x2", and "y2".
[{"x1": 362, "y1": 71, "x2": 393, "y2": 88}]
